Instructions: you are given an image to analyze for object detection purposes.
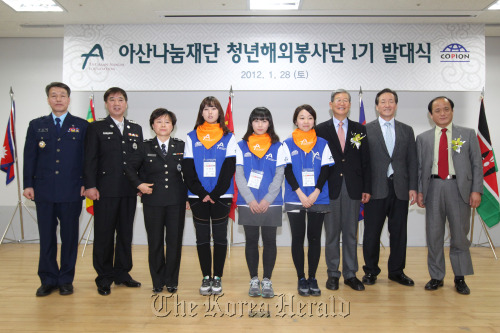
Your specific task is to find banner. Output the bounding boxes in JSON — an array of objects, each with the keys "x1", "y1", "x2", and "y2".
[{"x1": 63, "y1": 24, "x2": 484, "y2": 91}]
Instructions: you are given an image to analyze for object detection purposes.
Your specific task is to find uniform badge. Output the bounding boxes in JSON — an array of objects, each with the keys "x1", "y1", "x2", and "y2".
[
  {"x1": 110, "y1": 124, "x2": 114, "y2": 128},
  {"x1": 39, "y1": 141, "x2": 46, "y2": 148},
  {"x1": 133, "y1": 142, "x2": 138, "y2": 150},
  {"x1": 177, "y1": 164, "x2": 182, "y2": 171}
]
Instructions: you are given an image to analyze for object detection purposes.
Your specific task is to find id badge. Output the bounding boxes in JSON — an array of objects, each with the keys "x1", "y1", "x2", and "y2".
[
  {"x1": 204, "y1": 159, "x2": 216, "y2": 178},
  {"x1": 247, "y1": 170, "x2": 264, "y2": 189},
  {"x1": 302, "y1": 169, "x2": 315, "y2": 187}
]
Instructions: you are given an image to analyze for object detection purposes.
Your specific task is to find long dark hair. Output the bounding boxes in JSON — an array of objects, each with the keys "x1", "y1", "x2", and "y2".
[
  {"x1": 193, "y1": 96, "x2": 230, "y2": 135},
  {"x1": 242, "y1": 107, "x2": 280, "y2": 143}
]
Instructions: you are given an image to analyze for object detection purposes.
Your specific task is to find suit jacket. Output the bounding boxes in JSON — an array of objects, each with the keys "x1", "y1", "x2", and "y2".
[
  {"x1": 316, "y1": 117, "x2": 371, "y2": 200},
  {"x1": 23, "y1": 113, "x2": 88, "y2": 203},
  {"x1": 124, "y1": 137, "x2": 187, "y2": 206},
  {"x1": 84, "y1": 116, "x2": 143, "y2": 197},
  {"x1": 416, "y1": 124, "x2": 483, "y2": 204},
  {"x1": 366, "y1": 119, "x2": 417, "y2": 200}
]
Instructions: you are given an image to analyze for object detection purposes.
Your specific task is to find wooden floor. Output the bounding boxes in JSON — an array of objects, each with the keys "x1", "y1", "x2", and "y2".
[{"x1": 0, "y1": 244, "x2": 499, "y2": 332}]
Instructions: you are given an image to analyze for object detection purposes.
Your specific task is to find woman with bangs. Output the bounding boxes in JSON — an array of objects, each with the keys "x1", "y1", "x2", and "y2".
[
  {"x1": 282, "y1": 104, "x2": 334, "y2": 297},
  {"x1": 235, "y1": 107, "x2": 285, "y2": 298},
  {"x1": 183, "y1": 96, "x2": 236, "y2": 296}
]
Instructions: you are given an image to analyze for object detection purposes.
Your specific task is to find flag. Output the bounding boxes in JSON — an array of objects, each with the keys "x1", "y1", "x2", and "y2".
[
  {"x1": 224, "y1": 92, "x2": 237, "y2": 222},
  {"x1": 476, "y1": 98, "x2": 500, "y2": 227},
  {"x1": 85, "y1": 94, "x2": 96, "y2": 215},
  {"x1": 358, "y1": 92, "x2": 366, "y2": 221},
  {"x1": 1, "y1": 99, "x2": 16, "y2": 184}
]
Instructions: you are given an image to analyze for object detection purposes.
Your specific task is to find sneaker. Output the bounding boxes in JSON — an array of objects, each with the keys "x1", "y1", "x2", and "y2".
[
  {"x1": 199, "y1": 276, "x2": 212, "y2": 296},
  {"x1": 298, "y1": 277, "x2": 310, "y2": 296},
  {"x1": 261, "y1": 278, "x2": 274, "y2": 298},
  {"x1": 248, "y1": 277, "x2": 261, "y2": 297},
  {"x1": 308, "y1": 277, "x2": 321, "y2": 296},
  {"x1": 211, "y1": 276, "x2": 222, "y2": 295}
]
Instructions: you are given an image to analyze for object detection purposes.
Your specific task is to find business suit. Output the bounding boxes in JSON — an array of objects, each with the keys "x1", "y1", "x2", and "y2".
[
  {"x1": 84, "y1": 115, "x2": 143, "y2": 287},
  {"x1": 363, "y1": 118, "x2": 417, "y2": 277},
  {"x1": 316, "y1": 118, "x2": 371, "y2": 280},
  {"x1": 23, "y1": 113, "x2": 87, "y2": 287},
  {"x1": 124, "y1": 137, "x2": 187, "y2": 289},
  {"x1": 417, "y1": 124, "x2": 483, "y2": 280}
]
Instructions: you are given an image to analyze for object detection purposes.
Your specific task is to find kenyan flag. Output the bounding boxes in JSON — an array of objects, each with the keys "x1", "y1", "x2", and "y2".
[{"x1": 477, "y1": 98, "x2": 500, "y2": 227}]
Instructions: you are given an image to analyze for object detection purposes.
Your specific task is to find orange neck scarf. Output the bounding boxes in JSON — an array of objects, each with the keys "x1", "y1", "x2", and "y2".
[
  {"x1": 292, "y1": 128, "x2": 317, "y2": 154},
  {"x1": 196, "y1": 122, "x2": 224, "y2": 149},
  {"x1": 248, "y1": 133, "x2": 272, "y2": 159}
]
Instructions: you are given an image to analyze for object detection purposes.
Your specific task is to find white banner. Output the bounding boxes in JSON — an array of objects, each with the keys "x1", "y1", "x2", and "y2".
[{"x1": 63, "y1": 24, "x2": 484, "y2": 91}]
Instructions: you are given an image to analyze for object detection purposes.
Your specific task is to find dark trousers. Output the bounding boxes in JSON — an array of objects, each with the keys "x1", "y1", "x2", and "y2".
[
  {"x1": 287, "y1": 211, "x2": 325, "y2": 279},
  {"x1": 363, "y1": 178, "x2": 409, "y2": 276},
  {"x1": 243, "y1": 225, "x2": 277, "y2": 279},
  {"x1": 93, "y1": 196, "x2": 137, "y2": 287},
  {"x1": 35, "y1": 201, "x2": 82, "y2": 286},
  {"x1": 143, "y1": 204, "x2": 186, "y2": 289},
  {"x1": 189, "y1": 198, "x2": 231, "y2": 278}
]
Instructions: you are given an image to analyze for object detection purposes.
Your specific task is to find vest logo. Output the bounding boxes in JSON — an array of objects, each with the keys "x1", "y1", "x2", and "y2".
[
  {"x1": 81, "y1": 44, "x2": 104, "y2": 70},
  {"x1": 195, "y1": 141, "x2": 203, "y2": 147},
  {"x1": 244, "y1": 152, "x2": 252, "y2": 157},
  {"x1": 203, "y1": 134, "x2": 211, "y2": 141},
  {"x1": 265, "y1": 153, "x2": 275, "y2": 161},
  {"x1": 291, "y1": 150, "x2": 299, "y2": 156},
  {"x1": 440, "y1": 43, "x2": 470, "y2": 63},
  {"x1": 217, "y1": 142, "x2": 226, "y2": 150},
  {"x1": 312, "y1": 151, "x2": 321, "y2": 160}
]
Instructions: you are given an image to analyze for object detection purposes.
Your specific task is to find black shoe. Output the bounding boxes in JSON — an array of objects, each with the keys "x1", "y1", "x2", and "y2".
[
  {"x1": 454, "y1": 279, "x2": 470, "y2": 295},
  {"x1": 362, "y1": 273, "x2": 377, "y2": 285},
  {"x1": 166, "y1": 286, "x2": 178, "y2": 293},
  {"x1": 59, "y1": 283, "x2": 74, "y2": 296},
  {"x1": 325, "y1": 277, "x2": 339, "y2": 290},
  {"x1": 97, "y1": 285, "x2": 111, "y2": 296},
  {"x1": 298, "y1": 278, "x2": 310, "y2": 296},
  {"x1": 308, "y1": 277, "x2": 321, "y2": 296},
  {"x1": 36, "y1": 284, "x2": 57, "y2": 297},
  {"x1": 115, "y1": 279, "x2": 141, "y2": 288},
  {"x1": 424, "y1": 279, "x2": 443, "y2": 291},
  {"x1": 344, "y1": 277, "x2": 365, "y2": 291},
  {"x1": 388, "y1": 272, "x2": 414, "y2": 286},
  {"x1": 152, "y1": 287, "x2": 163, "y2": 294}
]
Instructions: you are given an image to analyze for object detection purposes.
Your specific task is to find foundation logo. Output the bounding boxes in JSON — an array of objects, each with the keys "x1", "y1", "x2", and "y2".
[
  {"x1": 440, "y1": 43, "x2": 470, "y2": 63},
  {"x1": 81, "y1": 44, "x2": 104, "y2": 69}
]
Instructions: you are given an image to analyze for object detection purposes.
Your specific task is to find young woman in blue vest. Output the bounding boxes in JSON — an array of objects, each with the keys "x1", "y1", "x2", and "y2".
[
  {"x1": 235, "y1": 107, "x2": 285, "y2": 298},
  {"x1": 282, "y1": 104, "x2": 334, "y2": 296},
  {"x1": 183, "y1": 96, "x2": 236, "y2": 296}
]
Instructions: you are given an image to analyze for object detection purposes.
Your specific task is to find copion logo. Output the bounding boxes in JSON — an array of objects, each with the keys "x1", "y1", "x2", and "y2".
[{"x1": 440, "y1": 43, "x2": 470, "y2": 62}]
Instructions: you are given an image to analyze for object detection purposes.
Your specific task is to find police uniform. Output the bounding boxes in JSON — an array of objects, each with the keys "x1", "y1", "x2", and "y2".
[
  {"x1": 124, "y1": 137, "x2": 187, "y2": 289},
  {"x1": 23, "y1": 113, "x2": 87, "y2": 287},
  {"x1": 83, "y1": 115, "x2": 143, "y2": 288}
]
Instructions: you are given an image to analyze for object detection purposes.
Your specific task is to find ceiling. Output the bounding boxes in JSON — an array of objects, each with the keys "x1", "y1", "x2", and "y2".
[{"x1": 1, "y1": 0, "x2": 500, "y2": 38}]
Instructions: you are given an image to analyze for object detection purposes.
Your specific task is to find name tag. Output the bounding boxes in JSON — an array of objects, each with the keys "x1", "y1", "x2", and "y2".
[
  {"x1": 247, "y1": 170, "x2": 264, "y2": 189},
  {"x1": 147, "y1": 154, "x2": 156, "y2": 157},
  {"x1": 204, "y1": 160, "x2": 216, "y2": 178},
  {"x1": 302, "y1": 169, "x2": 315, "y2": 187},
  {"x1": 103, "y1": 132, "x2": 114, "y2": 135}
]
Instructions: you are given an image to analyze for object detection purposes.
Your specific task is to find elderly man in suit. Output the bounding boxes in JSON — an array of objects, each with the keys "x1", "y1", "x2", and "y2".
[
  {"x1": 316, "y1": 89, "x2": 371, "y2": 291},
  {"x1": 23, "y1": 82, "x2": 88, "y2": 296},
  {"x1": 416, "y1": 96, "x2": 482, "y2": 295},
  {"x1": 362, "y1": 88, "x2": 417, "y2": 287}
]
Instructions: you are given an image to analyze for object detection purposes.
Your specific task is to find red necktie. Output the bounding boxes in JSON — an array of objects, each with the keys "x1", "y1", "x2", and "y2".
[
  {"x1": 338, "y1": 121, "x2": 345, "y2": 152},
  {"x1": 438, "y1": 128, "x2": 448, "y2": 180}
]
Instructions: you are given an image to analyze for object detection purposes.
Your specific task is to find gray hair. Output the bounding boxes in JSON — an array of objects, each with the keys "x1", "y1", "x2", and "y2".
[{"x1": 331, "y1": 89, "x2": 351, "y2": 102}]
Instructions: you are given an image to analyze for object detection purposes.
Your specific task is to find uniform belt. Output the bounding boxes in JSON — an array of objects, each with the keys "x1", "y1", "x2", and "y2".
[{"x1": 431, "y1": 174, "x2": 456, "y2": 179}]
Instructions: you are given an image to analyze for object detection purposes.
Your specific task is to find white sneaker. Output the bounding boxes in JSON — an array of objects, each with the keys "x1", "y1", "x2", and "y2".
[
  {"x1": 248, "y1": 277, "x2": 261, "y2": 297},
  {"x1": 199, "y1": 276, "x2": 212, "y2": 296},
  {"x1": 211, "y1": 276, "x2": 222, "y2": 295},
  {"x1": 261, "y1": 278, "x2": 274, "y2": 298}
]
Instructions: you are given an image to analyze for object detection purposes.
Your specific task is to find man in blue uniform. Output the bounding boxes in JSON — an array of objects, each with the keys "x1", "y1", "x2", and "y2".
[{"x1": 23, "y1": 82, "x2": 88, "y2": 297}]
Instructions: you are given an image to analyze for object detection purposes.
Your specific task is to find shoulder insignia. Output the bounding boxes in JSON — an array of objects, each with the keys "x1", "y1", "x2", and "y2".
[
  {"x1": 128, "y1": 119, "x2": 138, "y2": 124},
  {"x1": 172, "y1": 137, "x2": 184, "y2": 142},
  {"x1": 96, "y1": 118, "x2": 106, "y2": 122},
  {"x1": 144, "y1": 138, "x2": 153, "y2": 143}
]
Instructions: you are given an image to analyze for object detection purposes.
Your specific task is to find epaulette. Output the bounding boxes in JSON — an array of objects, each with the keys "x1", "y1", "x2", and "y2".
[
  {"x1": 172, "y1": 137, "x2": 184, "y2": 142},
  {"x1": 96, "y1": 118, "x2": 106, "y2": 121},
  {"x1": 128, "y1": 119, "x2": 138, "y2": 124},
  {"x1": 144, "y1": 138, "x2": 153, "y2": 143}
]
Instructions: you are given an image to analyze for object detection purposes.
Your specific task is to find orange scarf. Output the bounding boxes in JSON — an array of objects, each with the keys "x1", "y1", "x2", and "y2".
[
  {"x1": 248, "y1": 133, "x2": 272, "y2": 159},
  {"x1": 292, "y1": 128, "x2": 317, "y2": 154},
  {"x1": 196, "y1": 122, "x2": 224, "y2": 149}
]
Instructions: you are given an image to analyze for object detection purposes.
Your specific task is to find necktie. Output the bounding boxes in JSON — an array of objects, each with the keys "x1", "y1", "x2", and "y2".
[
  {"x1": 438, "y1": 128, "x2": 449, "y2": 180},
  {"x1": 338, "y1": 121, "x2": 345, "y2": 152},
  {"x1": 161, "y1": 143, "x2": 167, "y2": 156},
  {"x1": 118, "y1": 122, "x2": 124, "y2": 135},
  {"x1": 385, "y1": 122, "x2": 394, "y2": 176},
  {"x1": 55, "y1": 118, "x2": 61, "y2": 135}
]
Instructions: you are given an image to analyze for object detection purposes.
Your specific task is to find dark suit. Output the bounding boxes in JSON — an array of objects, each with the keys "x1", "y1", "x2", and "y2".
[
  {"x1": 417, "y1": 124, "x2": 483, "y2": 280},
  {"x1": 23, "y1": 113, "x2": 87, "y2": 286},
  {"x1": 363, "y1": 118, "x2": 417, "y2": 276},
  {"x1": 124, "y1": 137, "x2": 187, "y2": 289},
  {"x1": 316, "y1": 118, "x2": 371, "y2": 279},
  {"x1": 84, "y1": 116, "x2": 143, "y2": 287}
]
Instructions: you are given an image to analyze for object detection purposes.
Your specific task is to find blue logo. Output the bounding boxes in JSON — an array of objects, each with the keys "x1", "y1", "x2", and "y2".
[
  {"x1": 440, "y1": 43, "x2": 470, "y2": 63},
  {"x1": 81, "y1": 44, "x2": 104, "y2": 69}
]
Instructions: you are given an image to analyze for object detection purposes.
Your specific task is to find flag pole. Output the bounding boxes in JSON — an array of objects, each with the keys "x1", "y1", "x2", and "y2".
[
  {"x1": 470, "y1": 89, "x2": 484, "y2": 243},
  {"x1": 229, "y1": 86, "x2": 234, "y2": 256}
]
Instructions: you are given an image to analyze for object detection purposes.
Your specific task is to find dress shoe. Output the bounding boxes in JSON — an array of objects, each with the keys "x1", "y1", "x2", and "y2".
[
  {"x1": 362, "y1": 273, "x2": 377, "y2": 285},
  {"x1": 424, "y1": 279, "x2": 443, "y2": 291},
  {"x1": 59, "y1": 283, "x2": 74, "y2": 296},
  {"x1": 344, "y1": 277, "x2": 365, "y2": 291},
  {"x1": 388, "y1": 272, "x2": 415, "y2": 286},
  {"x1": 115, "y1": 279, "x2": 141, "y2": 288},
  {"x1": 152, "y1": 287, "x2": 163, "y2": 294},
  {"x1": 325, "y1": 277, "x2": 339, "y2": 290},
  {"x1": 97, "y1": 285, "x2": 111, "y2": 296},
  {"x1": 36, "y1": 284, "x2": 57, "y2": 297},
  {"x1": 166, "y1": 286, "x2": 177, "y2": 293},
  {"x1": 454, "y1": 279, "x2": 470, "y2": 295}
]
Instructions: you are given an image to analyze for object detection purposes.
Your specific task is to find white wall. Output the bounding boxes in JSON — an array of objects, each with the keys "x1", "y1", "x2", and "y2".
[{"x1": 1, "y1": 36, "x2": 499, "y2": 247}]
